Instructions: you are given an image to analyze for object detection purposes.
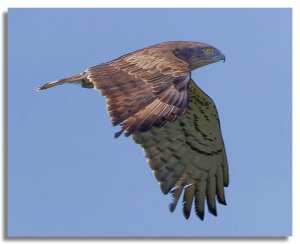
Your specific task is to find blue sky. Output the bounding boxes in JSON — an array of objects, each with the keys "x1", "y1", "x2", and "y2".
[{"x1": 8, "y1": 8, "x2": 292, "y2": 236}]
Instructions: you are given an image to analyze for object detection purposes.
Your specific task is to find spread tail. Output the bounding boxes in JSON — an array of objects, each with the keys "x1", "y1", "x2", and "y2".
[{"x1": 37, "y1": 72, "x2": 92, "y2": 91}]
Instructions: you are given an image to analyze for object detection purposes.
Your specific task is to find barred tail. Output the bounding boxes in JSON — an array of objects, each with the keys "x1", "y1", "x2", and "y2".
[{"x1": 37, "y1": 72, "x2": 91, "y2": 91}]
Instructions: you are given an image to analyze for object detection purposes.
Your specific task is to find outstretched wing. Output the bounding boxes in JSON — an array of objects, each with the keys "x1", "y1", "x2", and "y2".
[
  {"x1": 132, "y1": 80, "x2": 229, "y2": 220},
  {"x1": 86, "y1": 48, "x2": 191, "y2": 137}
]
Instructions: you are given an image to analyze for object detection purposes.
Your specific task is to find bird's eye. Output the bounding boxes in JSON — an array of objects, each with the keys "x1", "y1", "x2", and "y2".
[{"x1": 204, "y1": 48, "x2": 212, "y2": 54}]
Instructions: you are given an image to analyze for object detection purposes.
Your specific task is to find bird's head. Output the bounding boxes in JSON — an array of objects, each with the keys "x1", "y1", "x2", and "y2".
[{"x1": 170, "y1": 41, "x2": 225, "y2": 70}]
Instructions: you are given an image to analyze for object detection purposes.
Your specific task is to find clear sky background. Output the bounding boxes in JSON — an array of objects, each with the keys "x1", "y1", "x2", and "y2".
[{"x1": 8, "y1": 8, "x2": 292, "y2": 236}]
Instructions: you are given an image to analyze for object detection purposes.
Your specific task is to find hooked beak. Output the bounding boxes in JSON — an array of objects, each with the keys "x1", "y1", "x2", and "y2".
[
  {"x1": 219, "y1": 53, "x2": 226, "y2": 63},
  {"x1": 190, "y1": 51, "x2": 226, "y2": 69},
  {"x1": 222, "y1": 54, "x2": 226, "y2": 63}
]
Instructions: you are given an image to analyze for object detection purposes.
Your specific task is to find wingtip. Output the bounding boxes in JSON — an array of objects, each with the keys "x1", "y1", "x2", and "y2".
[
  {"x1": 195, "y1": 203, "x2": 205, "y2": 221},
  {"x1": 183, "y1": 209, "x2": 191, "y2": 220},
  {"x1": 169, "y1": 202, "x2": 176, "y2": 212},
  {"x1": 209, "y1": 208, "x2": 218, "y2": 217},
  {"x1": 114, "y1": 130, "x2": 124, "y2": 138},
  {"x1": 197, "y1": 212, "x2": 205, "y2": 221},
  {"x1": 218, "y1": 198, "x2": 227, "y2": 206},
  {"x1": 183, "y1": 214, "x2": 190, "y2": 220}
]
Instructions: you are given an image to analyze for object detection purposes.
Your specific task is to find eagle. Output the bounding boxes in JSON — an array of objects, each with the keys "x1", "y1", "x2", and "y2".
[{"x1": 37, "y1": 41, "x2": 229, "y2": 221}]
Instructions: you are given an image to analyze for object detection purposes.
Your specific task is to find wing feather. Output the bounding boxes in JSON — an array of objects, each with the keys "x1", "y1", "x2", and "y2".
[
  {"x1": 132, "y1": 80, "x2": 229, "y2": 220},
  {"x1": 207, "y1": 177, "x2": 217, "y2": 216},
  {"x1": 183, "y1": 183, "x2": 196, "y2": 219},
  {"x1": 194, "y1": 181, "x2": 207, "y2": 220},
  {"x1": 86, "y1": 48, "x2": 191, "y2": 136},
  {"x1": 169, "y1": 178, "x2": 185, "y2": 212},
  {"x1": 216, "y1": 166, "x2": 226, "y2": 205}
]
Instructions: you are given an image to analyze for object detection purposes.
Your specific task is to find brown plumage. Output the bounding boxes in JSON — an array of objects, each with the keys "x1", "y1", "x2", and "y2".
[{"x1": 37, "y1": 41, "x2": 228, "y2": 221}]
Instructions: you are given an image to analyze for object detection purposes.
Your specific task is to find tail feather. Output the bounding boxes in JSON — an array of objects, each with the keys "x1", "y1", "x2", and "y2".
[{"x1": 37, "y1": 73, "x2": 89, "y2": 91}]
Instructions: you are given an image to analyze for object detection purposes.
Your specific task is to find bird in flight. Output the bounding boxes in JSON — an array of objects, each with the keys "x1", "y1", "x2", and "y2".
[{"x1": 38, "y1": 41, "x2": 228, "y2": 221}]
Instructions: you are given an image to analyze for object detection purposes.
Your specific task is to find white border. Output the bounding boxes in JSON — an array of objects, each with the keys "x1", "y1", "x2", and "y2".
[
  {"x1": 0, "y1": 0, "x2": 295, "y2": 8},
  {"x1": 1, "y1": 0, "x2": 298, "y2": 243}
]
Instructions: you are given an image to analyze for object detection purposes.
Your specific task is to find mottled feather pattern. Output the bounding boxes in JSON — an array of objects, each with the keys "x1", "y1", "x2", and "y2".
[
  {"x1": 86, "y1": 48, "x2": 191, "y2": 137},
  {"x1": 132, "y1": 81, "x2": 228, "y2": 220}
]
